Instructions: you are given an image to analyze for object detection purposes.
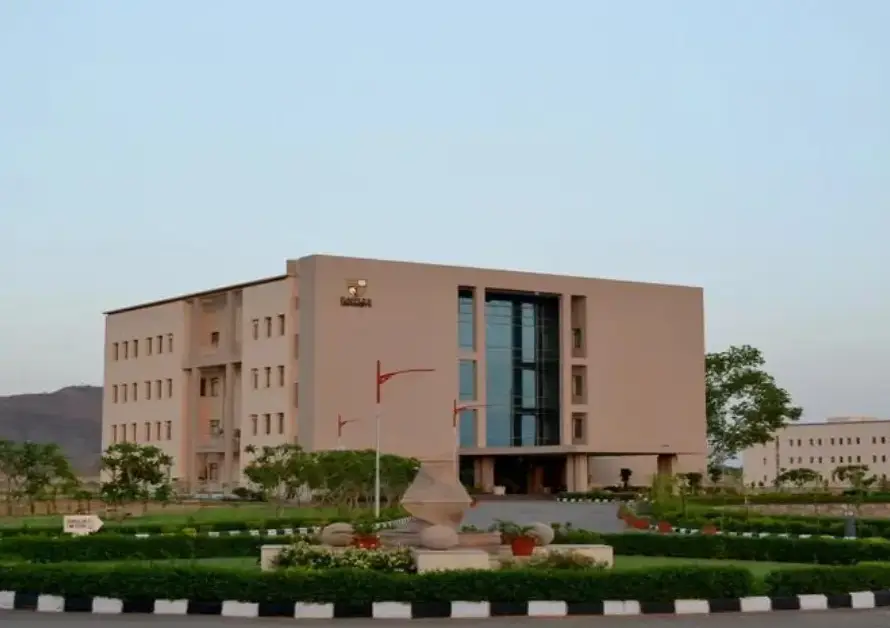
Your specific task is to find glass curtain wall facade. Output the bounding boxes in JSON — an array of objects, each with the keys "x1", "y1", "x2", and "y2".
[
  {"x1": 458, "y1": 289, "x2": 477, "y2": 446},
  {"x1": 485, "y1": 291, "x2": 560, "y2": 447}
]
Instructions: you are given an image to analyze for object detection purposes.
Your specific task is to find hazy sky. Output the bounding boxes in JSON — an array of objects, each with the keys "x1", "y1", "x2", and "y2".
[{"x1": 1, "y1": 1, "x2": 888, "y2": 421}]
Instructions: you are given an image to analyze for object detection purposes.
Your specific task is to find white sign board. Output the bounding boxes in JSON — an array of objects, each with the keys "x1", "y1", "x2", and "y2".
[{"x1": 63, "y1": 514, "x2": 103, "y2": 536}]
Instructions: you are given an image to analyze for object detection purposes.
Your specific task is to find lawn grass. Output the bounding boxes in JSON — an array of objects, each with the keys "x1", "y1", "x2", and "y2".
[
  {"x1": 613, "y1": 555, "x2": 815, "y2": 577},
  {"x1": 0, "y1": 505, "x2": 365, "y2": 529}
]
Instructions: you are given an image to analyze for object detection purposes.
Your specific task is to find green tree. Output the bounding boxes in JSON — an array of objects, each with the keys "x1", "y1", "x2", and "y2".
[
  {"x1": 683, "y1": 472, "x2": 704, "y2": 494},
  {"x1": 706, "y1": 345, "x2": 802, "y2": 471},
  {"x1": 619, "y1": 468, "x2": 633, "y2": 490},
  {"x1": 100, "y1": 442, "x2": 173, "y2": 514},
  {"x1": 243, "y1": 443, "x2": 311, "y2": 515},
  {"x1": 0, "y1": 440, "x2": 77, "y2": 515},
  {"x1": 776, "y1": 467, "x2": 821, "y2": 490}
]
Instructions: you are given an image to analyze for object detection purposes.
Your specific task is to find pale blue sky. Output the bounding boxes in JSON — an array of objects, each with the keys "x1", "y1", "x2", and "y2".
[{"x1": 1, "y1": 1, "x2": 888, "y2": 421}]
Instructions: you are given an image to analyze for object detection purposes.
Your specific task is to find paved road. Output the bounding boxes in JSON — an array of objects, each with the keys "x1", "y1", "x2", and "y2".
[
  {"x1": 461, "y1": 500, "x2": 626, "y2": 533},
  {"x1": 5, "y1": 609, "x2": 890, "y2": 626}
]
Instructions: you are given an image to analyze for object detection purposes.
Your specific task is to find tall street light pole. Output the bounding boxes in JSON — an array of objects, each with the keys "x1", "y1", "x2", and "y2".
[
  {"x1": 375, "y1": 359, "x2": 435, "y2": 518},
  {"x1": 336, "y1": 414, "x2": 359, "y2": 450}
]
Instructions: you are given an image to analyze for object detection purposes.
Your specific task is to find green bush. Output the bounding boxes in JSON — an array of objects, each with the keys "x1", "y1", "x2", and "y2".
[
  {"x1": 666, "y1": 510, "x2": 890, "y2": 538},
  {"x1": 0, "y1": 563, "x2": 755, "y2": 603},
  {"x1": 0, "y1": 508, "x2": 407, "y2": 538},
  {"x1": 562, "y1": 490, "x2": 890, "y2": 506},
  {"x1": 559, "y1": 491, "x2": 640, "y2": 501},
  {"x1": 555, "y1": 529, "x2": 890, "y2": 565},
  {"x1": 0, "y1": 533, "x2": 283, "y2": 563},
  {"x1": 764, "y1": 564, "x2": 890, "y2": 596}
]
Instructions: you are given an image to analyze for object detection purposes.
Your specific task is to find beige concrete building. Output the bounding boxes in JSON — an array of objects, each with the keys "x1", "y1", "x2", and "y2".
[
  {"x1": 742, "y1": 417, "x2": 890, "y2": 488},
  {"x1": 102, "y1": 254, "x2": 707, "y2": 495}
]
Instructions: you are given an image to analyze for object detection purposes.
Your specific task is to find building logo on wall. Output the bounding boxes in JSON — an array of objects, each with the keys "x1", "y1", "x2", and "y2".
[{"x1": 341, "y1": 279, "x2": 372, "y2": 308}]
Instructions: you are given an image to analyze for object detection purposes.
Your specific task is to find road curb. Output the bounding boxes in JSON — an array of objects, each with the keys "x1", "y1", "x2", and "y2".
[
  {"x1": 2, "y1": 590, "x2": 888, "y2": 618},
  {"x1": 127, "y1": 516, "x2": 412, "y2": 539}
]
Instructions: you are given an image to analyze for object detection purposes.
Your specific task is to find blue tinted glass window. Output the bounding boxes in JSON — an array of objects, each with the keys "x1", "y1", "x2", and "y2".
[
  {"x1": 458, "y1": 291, "x2": 474, "y2": 349},
  {"x1": 520, "y1": 414, "x2": 537, "y2": 446},
  {"x1": 459, "y1": 410, "x2": 476, "y2": 447},
  {"x1": 521, "y1": 369, "x2": 536, "y2": 408},
  {"x1": 459, "y1": 360, "x2": 476, "y2": 401}
]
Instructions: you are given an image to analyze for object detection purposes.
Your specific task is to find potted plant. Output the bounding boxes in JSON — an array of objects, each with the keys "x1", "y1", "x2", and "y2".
[
  {"x1": 489, "y1": 520, "x2": 536, "y2": 557},
  {"x1": 351, "y1": 521, "x2": 380, "y2": 549}
]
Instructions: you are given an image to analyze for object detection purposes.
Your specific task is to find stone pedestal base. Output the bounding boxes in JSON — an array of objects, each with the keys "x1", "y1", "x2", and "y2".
[
  {"x1": 411, "y1": 549, "x2": 492, "y2": 573},
  {"x1": 260, "y1": 544, "x2": 289, "y2": 571},
  {"x1": 496, "y1": 544, "x2": 614, "y2": 568},
  {"x1": 544, "y1": 544, "x2": 614, "y2": 567}
]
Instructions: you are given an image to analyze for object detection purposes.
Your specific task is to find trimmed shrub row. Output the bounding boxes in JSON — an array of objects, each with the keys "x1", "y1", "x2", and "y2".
[
  {"x1": 0, "y1": 562, "x2": 754, "y2": 603},
  {"x1": 667, "y1": 511, "x2": 890, "y2": 538},
  {"x1": 5, "y1": 526, "x2": 890, "y2": 565},
  {"x1": 0, "y1": 507, "x2": 407, "y2": 538},
  {"x1": 559, "y1": 490, "x2": 890, "y2": 506}
]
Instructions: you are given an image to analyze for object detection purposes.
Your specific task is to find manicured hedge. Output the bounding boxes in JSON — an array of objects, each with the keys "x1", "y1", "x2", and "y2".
[
  {"x1": 0, "y1": 533, "x2": 284, "y2": 563},
  {"x1": 559, "y1": 490, "x2": 890, "y2": 506},
  {"x1": 667, "y1": 511, "x2": 890, "y2": 538},
  {"x1": 5, "y1": 525, "x2": 887, "y2": 566},
  {"x1": 0, "y1": 563, "x2": 755, "y2": 603},
  {"x1": 764, "y1": 564, "x2": 890, "y2": 596},
  {"x1": 0, "y1": 507, "x2": 407, "y2": 538},
  {"x1": 560, "y1": 529, "x2": 890, "y2": 565}
]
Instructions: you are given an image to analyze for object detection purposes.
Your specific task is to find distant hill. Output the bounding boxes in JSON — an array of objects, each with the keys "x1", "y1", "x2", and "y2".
[{"x1": 0, "y1": 385, "x2": 102, "y2": 473}]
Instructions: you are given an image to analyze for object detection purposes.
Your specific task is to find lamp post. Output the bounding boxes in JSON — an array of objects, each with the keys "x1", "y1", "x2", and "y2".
[
  {"x1": 374, "y1": 360, "x2": 435, "y2": 518},
  {"x1": 336, "y1": 414, "x2": 360, "y2": 450}
]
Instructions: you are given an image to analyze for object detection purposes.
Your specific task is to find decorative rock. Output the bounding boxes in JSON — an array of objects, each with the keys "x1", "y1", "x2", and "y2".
[
  {"x1": 527, "y1": 522, "x2": 555, "y2": 546},
  {"x1": 419, "y1": 524, "x2": 460, "y2": 550},
  {"x1": 320, "y1": 522, "x2": 355, "y2": 547}
]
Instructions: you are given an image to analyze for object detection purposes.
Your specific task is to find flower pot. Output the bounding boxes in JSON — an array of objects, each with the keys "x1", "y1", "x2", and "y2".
[
  {"x1": 702, "y1": 524, "x2": 718, "y2": 535},
  {"x1": 657, "y1": 521, "x2": 673, "y2": 534},
  {"x1": 509, "y1": 535, "x2": 536, "y2": 557},
  {"x1": 353, "y1": 535, "x2": 380, "y2": 549}
]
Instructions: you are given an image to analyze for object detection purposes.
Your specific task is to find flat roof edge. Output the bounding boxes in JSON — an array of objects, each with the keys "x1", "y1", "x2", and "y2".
[{"x1": 104, "y1": 274, "x2": 290, "y2": 316}]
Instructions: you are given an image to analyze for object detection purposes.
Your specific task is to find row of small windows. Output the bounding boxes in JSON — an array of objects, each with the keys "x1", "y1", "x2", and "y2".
[
  {"x1": 250, "y1": 366, "x2": 287, "y2": 389},
  {"x1": 249, "y1": 413, "x2": 285, "y2": 436},
  {"x1": 251, "y1": 315, "x2": 286, "y2": 340},
  {"x1": 780, "y1": 454, "x2": 889, "y2": 465},
  {"x1": 111, "y1": 421, "x2": 173, "y2": 443},
  {"x1": 788, "y1": 436, "x2": 887, "y2": 447},
  {"x1": 112, "y1": 380, "x2": 173, "y2": 403},
  {"x1": 112, "y1": 335, "x2": 174, "y2": 361}
]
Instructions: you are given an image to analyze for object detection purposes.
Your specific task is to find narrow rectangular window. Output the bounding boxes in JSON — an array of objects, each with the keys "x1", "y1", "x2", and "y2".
[
  {"x1": 200, "y1": 378, "x2": 207, "y2": 397},
  {"x1": 111, "y1": 425, "x2": 118, "y2": 443},
  {"x1": 277, "y1": 412, "x2": 284, "y2": 434},
  {"x1": 155, "y1": 421, "x2": 161, "y2": 441},
  {"x1": 165, "y1": 421, "x2": 172, "y2": 440},
  {"x1": 250, "y1": 414, "x2": 258, "y2": 435},
  {"x1": 264, "y1": 367, "x2": 271, "y2": 388},
  {"x1": 294, "y1": 334, "x2": 300, "y2": 359},
  {"x1": 112, "y1": 385, "x2": 119, "y2": 403},
  {"x1": 210, "y1": 331, "x2": 220, "y2": 347},
  {"x1": 113, "y1": 342, "x2": 119, "y2": 361},
  {"x1": 251, "y1": 369, "x2": 258, "y2": 389},
  {"x1": 122, "y1": 385, "x2": 128, "y2": 403},
  {"x1": 264, "y1": 413, "x2": 271, "y2": 434},
  {"x1": 572, "y1": 328, "x2": 582, "y2": 349},
  {"x1": 277, "y1": 365, "x2": 285, "y2": 387},
  {"x1": 459, "y1": 359, "x2": 476, "y2": 401},
  {"x1": 121, "y1": 424, "x2": 127, "y2": 441},
  {"x1": 264, "y1": 317, "x2": 272, "y2": 337},
  {"x1": 145, "y1": 380, "x2": 152, "y2": 400},
  {"x1": 131, "y1": 422, "x2": 137, "y2": 440},
  {"x1": 251, "y1": 319, "x2": 259, "y2": 340},
  {"x1": 277, "y1": 314, "x2": 285, "y2": 336},
  {"x1": 294, "y1": 382, "x2": 299, "y2": 408},
  {"x1": 458, "y1": 288, "x2": 475, "y2": 350},
  {"x1": 157, "y1": 335, "x2": 163, "y2": 353},
  {"x1": 167, "y1": 333, "x2": 174, "y2": 353},
  {"x1": 132, "y1": 382, "x2": 138, "y2": 401},
  {"x1": 144, "y1": 422, "x2": 151, "y2": 441},
  {"x1": 155, "y1": 379, "x2": 162, "y2": 398},
  {"x1": 123, "y1": 341, "x2": 129, "y2": 359},
  {"x1": 133, "y1": 339, "x2": 139, "y2": 358},
  {"x1": 166, "y1": 378, "x2": 173, "y2": 397},
  {"x1": 147, "y1": 337, "x2": 153, "y2": 355},
  {"x1": 210, "y1": 377, "x2": 220, "y2": 397}
]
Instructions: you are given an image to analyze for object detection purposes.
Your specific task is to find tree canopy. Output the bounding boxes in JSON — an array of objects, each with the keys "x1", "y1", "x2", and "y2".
[{"x1": 706, "y1": 344, "x2": 802, "y2": 470}]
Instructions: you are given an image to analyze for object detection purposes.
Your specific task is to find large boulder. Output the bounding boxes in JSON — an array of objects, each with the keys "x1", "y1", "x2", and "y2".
[{"x1": 320, "y1": 522, "x2": 355, "y2": 547}]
